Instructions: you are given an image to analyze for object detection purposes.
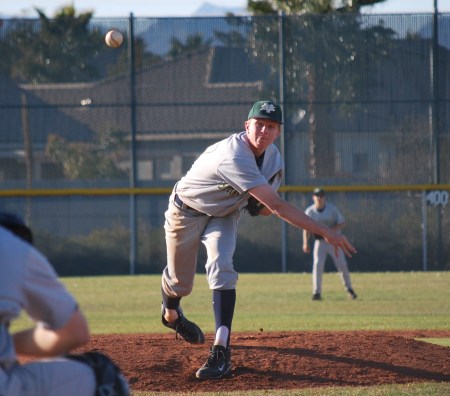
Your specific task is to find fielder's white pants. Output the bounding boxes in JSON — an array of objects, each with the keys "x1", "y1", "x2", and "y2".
[{"x1": 312, "y1": 239, "x2": 353, "y2": 294}]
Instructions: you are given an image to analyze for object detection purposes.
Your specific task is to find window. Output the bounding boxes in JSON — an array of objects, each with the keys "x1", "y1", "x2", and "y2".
[
  {"x1": 353, "y1": 153, "x2": 368, "y2": 174},
  {"x1": 137, "y1": 160, "x2": 154, "y2": 181}
]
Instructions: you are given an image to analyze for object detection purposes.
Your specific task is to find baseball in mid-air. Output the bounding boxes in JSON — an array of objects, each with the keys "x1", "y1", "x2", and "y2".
[{"x1": 105, "y1": 30, "x2": 123, "y2": 48}]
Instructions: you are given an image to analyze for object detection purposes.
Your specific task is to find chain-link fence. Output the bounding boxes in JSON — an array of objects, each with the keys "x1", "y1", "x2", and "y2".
[{"x1": 0, "y1": 13, "x2": 449, "y2": 275}]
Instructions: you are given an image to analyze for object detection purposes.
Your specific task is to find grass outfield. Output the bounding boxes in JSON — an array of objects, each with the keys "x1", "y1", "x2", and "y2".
[
  {"x1": 11, "y1": 271, "x2": 450, "y2": 395},
  {"x1": 132, "y1": 382, "x2": 450, "y2": 396}
]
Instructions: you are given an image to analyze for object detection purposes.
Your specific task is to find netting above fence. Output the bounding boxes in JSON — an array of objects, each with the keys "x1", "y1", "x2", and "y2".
[
  {"x1": 1, "y1": 13, "x2": 448, "y2": 187},
  {"x1": 0, "y1": 13, "x2": 449, "y2": 274}
]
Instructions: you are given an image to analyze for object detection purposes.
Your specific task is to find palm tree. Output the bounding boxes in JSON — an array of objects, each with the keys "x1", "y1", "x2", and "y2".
[
  {"x1": 4, "y1": 6, "x2": 104, "y2": 83},
  {"x1": 246, "y1": 0, "x2": 392, "y2": 179}
]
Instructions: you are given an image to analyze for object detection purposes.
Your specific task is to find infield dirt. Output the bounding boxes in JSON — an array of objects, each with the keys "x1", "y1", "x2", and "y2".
[{"x1": 67, "y1": 330, "x2": 450, "y2": 393}]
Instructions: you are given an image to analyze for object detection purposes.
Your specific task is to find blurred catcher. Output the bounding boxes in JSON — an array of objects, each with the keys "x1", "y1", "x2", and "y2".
[{"x1": 0, "y1": 212, "x2": 129, "y2": 396}]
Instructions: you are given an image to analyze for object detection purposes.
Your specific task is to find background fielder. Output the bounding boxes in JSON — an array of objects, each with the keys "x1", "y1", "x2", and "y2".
[{"x1": 303, "y1": 188, "x2": 357, "y2": 301}]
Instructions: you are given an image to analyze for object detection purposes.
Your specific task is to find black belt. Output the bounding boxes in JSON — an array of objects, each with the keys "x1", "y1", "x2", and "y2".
[
  {"x1": 314, "y1": 234, "x2": 324, "y2": 240},
  {"x1": 174, "y1": 194, "x2": 199, "y2": 212}
]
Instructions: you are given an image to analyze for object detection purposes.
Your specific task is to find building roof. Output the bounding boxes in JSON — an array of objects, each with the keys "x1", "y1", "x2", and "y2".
[{"x1": 16, "y1": 47, "x2": 268, "y2": 144}]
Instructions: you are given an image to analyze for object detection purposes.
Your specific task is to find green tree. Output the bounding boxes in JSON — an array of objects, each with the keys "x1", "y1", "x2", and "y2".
[
  {"x1": 248, "y1": 0, "x2": 386, "y2": 14},
  {"x1": 4, "y1": 6, "x2": 104, "y2": 83},
  {"x1": 246, "y1": 0, "x2": 393, "y2": 179},
  {"x1": 45, "y1": 129, "x2": 128, "y2": 180}
]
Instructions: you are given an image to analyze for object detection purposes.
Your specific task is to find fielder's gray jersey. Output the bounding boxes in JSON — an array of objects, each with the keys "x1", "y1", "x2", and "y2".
[
  {"x1": 176, "y1": 131, "x2": 283, "y2": 217},
  {"x1": 305, "y1": 203, "x2": 345, "y2": 229}
]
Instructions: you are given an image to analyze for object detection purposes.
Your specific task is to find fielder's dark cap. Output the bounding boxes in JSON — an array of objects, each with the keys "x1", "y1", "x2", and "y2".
[
  {"x1": 0, "y1": 212, "x2": 33, "y2": 244},
  {"x1": 313, "y1": 187, "x2": 325, "y2": 196},
  {"x1": 248, "y1": 100, "x2": 283, "y2": 124}
]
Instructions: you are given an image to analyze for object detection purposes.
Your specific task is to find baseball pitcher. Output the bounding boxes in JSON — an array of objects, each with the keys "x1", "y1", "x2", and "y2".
[{"x1": 160, "y1": 100, "x2": 357, "y2": 380}]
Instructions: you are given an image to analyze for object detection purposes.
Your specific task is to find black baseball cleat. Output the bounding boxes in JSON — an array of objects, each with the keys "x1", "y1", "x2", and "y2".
[
  {"x1": 161, "y1": 307, "x2": 205, "y2": 344},
  {"x1": 347, "y1": 288, "x2": 358, "y2": 300},
  {"x1": 196, "y1": 345, "x2": 232, "y2": 380},
  {"x1": 312, "y1": 293, "x2": 322, "y2": 301}
]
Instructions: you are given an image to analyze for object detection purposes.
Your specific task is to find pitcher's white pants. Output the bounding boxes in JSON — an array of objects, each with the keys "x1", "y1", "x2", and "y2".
[{"x1": 162, "y1": 198, "x2": 240, "y2": 298}]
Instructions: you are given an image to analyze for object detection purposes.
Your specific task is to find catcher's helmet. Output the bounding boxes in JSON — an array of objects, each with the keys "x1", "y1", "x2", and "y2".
[{"x1": 0, "y1": 212, "x2": 33, "y2": 244}]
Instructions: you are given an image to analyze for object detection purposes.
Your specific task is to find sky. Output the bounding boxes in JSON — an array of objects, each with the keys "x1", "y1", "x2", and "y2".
[{"x1": 1, "y1": 0, "x2": 449, "y2": 18}]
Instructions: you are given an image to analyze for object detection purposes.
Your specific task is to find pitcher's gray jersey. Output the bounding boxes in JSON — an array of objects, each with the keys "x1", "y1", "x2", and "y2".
[
  {"x1": 163, "y1": 130, "x2": 283, "y2": 300},
  {"x1": 176, "y1": 131, "x2": 283, "y2": 217},
  {"x1": 305, "y1": 203, "x2": 345, "y2": 229}
]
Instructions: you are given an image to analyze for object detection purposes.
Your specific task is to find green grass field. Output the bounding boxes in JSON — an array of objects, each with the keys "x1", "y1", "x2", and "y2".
[{"x1": 11, "y1": 271, "x2": 450, "y2": 395}]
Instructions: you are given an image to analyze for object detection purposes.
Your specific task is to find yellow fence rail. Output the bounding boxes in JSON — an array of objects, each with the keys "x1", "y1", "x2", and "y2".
[{"x1": 1, "y1": 184, "x2": 450, "y2": 197}]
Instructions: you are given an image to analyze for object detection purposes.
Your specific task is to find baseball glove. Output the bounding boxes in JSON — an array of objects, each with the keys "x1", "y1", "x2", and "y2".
[
  {"x1": 243, "y1": 171, "x2": 280, "y2": 216},
  {"x1": 243, "y1": 196, "x2": 265, "y2": 217},
  {"x1": 66, "y1": 351, "x2": 130, "y2": 396}
]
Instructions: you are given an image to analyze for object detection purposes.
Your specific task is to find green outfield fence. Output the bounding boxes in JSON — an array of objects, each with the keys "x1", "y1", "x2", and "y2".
[{"x1": 0, "y1": 11, "x2": 449, "y2": 275}]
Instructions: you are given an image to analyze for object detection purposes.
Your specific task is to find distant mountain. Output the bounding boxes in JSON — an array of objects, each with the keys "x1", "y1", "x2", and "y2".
[
  {"x1": 140, "y1": 16, "x2": 249, "y2": 56},
  {"x1": 193, "y1": 2, "x2": 248, "y2": 17},
  {"x1": 418, "y1": 15, "x2": 450, "y2": 49}
]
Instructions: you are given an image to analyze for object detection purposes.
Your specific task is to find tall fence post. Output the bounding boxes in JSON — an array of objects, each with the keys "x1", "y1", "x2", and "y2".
[
  {"x1": 431, "y1": 1, "x2": 442, "y2": 268},
  {"x1": 21, "y1": 93, "x2": 33, "y2": 225},
  {"x1": 431, "y1": 0, "x2": 440, "y2": 185},
  {"x1": 128, "y1": 13, "x2": 137, "y2": 275},
  {"x1": 278, "y1": 10, "x2": 287, "y2": 273}
]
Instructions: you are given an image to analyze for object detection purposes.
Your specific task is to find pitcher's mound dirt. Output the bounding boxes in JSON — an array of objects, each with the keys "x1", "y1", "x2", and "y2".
[{"x1": 75, "y1": 330, "x2": 450, "y2": 393}]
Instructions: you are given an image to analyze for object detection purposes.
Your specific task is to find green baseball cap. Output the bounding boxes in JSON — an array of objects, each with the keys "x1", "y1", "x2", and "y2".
[
  {"x1": 313, "y1": 187, "x2": 325, "y2": 196},
  {"x1": 248, "y1": 100, "x2": 283, "y2": 124}
]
